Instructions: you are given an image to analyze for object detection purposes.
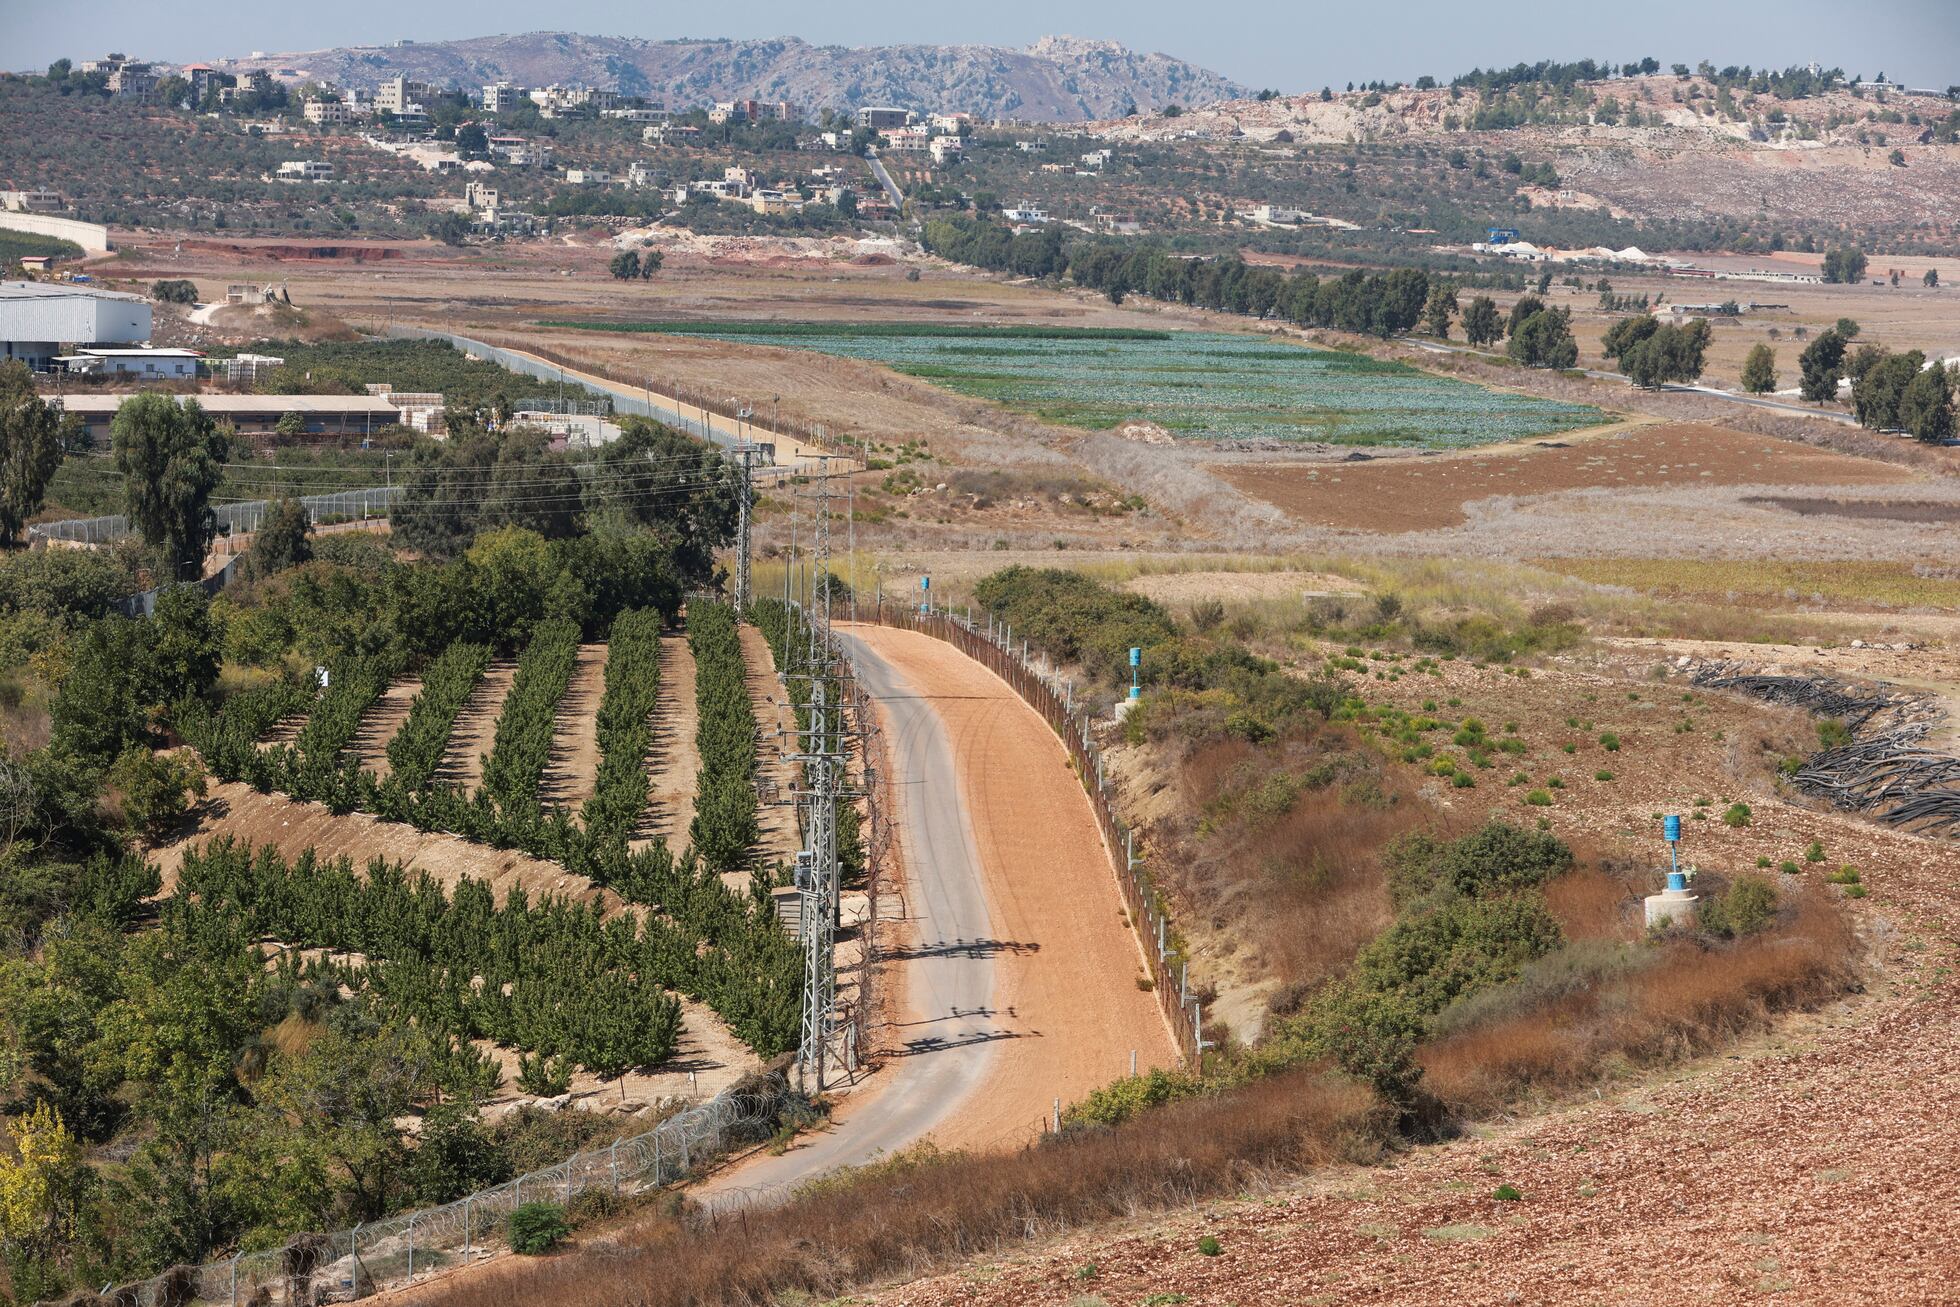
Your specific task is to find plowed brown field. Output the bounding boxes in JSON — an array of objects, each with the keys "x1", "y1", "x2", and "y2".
[{"x1": 1222, "y1": 423, "x2": 1916, "y2": 532}]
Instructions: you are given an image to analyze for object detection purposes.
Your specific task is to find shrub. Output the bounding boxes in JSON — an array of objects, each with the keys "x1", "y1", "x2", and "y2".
[
  {"x1": 1701, "y1": 876, "x2": 1777, "y2": 938},
  {"x1": 1524, "y1": 790, "x2": 1552, "y2": 806},
  {"x1": 1598, "y1": 732, "x2": 1620, "y2": 752},
  {"x1": 1594, "y1": 770, "x2": 1614, "y2": 782},
  {"x1": 1491, "y1": 1183, "x2": 1522, "y2": 1201},
  {"x1": 1779, "y1": 860, "x2": 1800, "y2": 875},
  {"x1": 1189, "y1": 598, "x2": 1225, "y2": 633},
  {"x1": 516, "y1": 1052, "x2": 573, "y2": 1097},
  {"x1": 508, "y1": 1202, "x2": 572, "y2": 1254},
  {"x1": 1722, "y1": 802, "x2": 1753, "y2": 828},
  {"x1": 1824, "y1": 866, "x2": 1860, "y2": 886},
  {"x1": 1805, "y1": 840, "x2": 1826, "y2": 863},
  {"x1": 108, "y1": 746, "x2": 208, "y2": 837},
  {"x1": 1196, "y1": 1235, "x2": 1223, "y2": 1256}
]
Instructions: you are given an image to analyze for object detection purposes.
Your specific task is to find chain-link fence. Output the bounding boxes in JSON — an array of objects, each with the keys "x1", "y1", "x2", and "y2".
[
  {"x1": 96, "y1": 1077, "x2": 792, "y2": 1306},
  {"x1": 27, "y1": 486, "x2": 404, "y2": 547}
]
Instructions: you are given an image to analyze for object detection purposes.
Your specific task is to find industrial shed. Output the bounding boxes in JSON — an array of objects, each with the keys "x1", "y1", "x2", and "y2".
[{"x1": 0, "y1": 282, "x2": 152, "y2": 370}]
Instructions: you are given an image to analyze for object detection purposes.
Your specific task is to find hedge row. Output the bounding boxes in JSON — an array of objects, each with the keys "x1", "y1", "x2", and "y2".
[{"x1": 688, "y1": 601, "x2": 759, "y2": 871}]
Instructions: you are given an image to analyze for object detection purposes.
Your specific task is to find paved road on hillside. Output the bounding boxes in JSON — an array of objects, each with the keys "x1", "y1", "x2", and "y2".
[
  {"x1": 867, "y1": 153, "x2": 906, "y2": 210},
  {"x1": 697, "y1": 628, "x2": 1004, "y2": 1208}
]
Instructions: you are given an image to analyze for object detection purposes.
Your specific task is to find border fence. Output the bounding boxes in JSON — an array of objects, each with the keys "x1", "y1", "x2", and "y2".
[
  {"x1": 858, "y1": 599, "x2": 1207, "y2": 1063},
  {"x1": 89, "y1": 1076, "x2": 792, "y2": 1307},
  {"x1": 26, "y1": 486, "x2": 404, "y2": 548}
]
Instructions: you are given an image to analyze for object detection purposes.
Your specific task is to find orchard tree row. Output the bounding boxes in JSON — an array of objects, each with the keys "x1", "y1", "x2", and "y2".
[
  {"x1": 479, "y1": 619, "x2": 583, "y2": 823},
  {"x1": 385, "y1": 639, "x2": 492, "y2": 791},
  {"x1": 581, "y1": 609, "x2": 662, "y2": 858},
  {"x1": 688, "y1": 601, "x2": 760, "y2": 871},
  {"x1": 177, "y1": 837, "x2": 683, "y2": 1079}
]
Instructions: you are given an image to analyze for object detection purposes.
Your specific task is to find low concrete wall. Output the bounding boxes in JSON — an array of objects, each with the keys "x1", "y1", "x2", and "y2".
[{"x1": 0, "y1": 211, "x2": 111, "y2": 253}]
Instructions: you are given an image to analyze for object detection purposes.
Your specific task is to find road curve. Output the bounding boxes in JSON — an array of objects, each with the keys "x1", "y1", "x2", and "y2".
[{"x1": 696, "y1": 627, "x2": 1006, "y2": 1208}]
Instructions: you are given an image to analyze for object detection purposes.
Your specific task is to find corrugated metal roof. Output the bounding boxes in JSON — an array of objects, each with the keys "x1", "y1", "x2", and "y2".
[{"x1": 0, "y1": 280, "x2": 148, "y2": 304}]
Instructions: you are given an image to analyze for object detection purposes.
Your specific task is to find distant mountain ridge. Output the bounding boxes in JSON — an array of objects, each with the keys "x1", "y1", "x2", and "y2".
[{"x1": 220, "y1": 31, "x2": 1246, "y2": 122}]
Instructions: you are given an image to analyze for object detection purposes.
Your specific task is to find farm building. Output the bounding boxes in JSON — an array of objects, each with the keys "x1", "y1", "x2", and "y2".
[
  {"x1": 57, "y1": 392, "x2": 403, "y2": 440},
  {"x1": 0, "y1": 281, "x2": 152, "y2": 370},
  {"x1": 55, "y1": 347, "x2": 201, "y2": 378}
]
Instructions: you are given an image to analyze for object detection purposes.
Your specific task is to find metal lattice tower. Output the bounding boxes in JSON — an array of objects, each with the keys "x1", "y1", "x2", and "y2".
[
  {"x1": 733, "y1": 444, "x2": 754, "y2": 614},
  {"x1": 796, "y1": 460, "x2": 843, "y2": 1091}
]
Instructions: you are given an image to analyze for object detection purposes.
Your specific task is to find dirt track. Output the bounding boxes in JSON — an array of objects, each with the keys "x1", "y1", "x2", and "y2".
[
  {"x1": 851, "y1": 624, "x2": 1176, "y2": 1147},
  {"x1": 541, "y1": 643, "x2": 608, "y2": 815},
  {"x1": 635, "y1": 632, "x2": 700, "y2": 851},
  {"x1": 696, "y1": 622, "x2": 1175, "y2": 1210},
  {"x1": 438, "y1": 660, "x2": 515, "y2": 789}
]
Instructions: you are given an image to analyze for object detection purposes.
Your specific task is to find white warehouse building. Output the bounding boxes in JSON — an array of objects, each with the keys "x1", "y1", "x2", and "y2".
[{"x1": 0, "y1": 282, "x2": 152, "y2": 371}]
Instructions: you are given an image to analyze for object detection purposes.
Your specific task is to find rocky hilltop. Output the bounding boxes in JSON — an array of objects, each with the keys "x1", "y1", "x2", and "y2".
[{"x1": 221, "y1": 31, "x2": 1245, "y2": 121}]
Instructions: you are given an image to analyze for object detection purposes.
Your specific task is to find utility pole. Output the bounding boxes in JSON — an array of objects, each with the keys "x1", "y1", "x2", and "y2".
[{"x1": 733, "y1": 443, "x2": 754, "y2": 615}]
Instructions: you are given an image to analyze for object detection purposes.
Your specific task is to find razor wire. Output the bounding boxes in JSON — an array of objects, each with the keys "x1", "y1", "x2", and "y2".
[{"x1": 96, "y1": 1077, "x2": 790, "y2": 1307}]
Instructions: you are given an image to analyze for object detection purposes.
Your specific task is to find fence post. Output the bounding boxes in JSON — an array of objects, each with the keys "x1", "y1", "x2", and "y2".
[
  {"x1": 611, "y1": 1138, "x2": 621, "y2": 1194},
  {"x1": 464, "y1": 1196, "x2": 472, "y2": 1250},
  {"x1": 351, "y1": 1224, "x2": 362, "y2": 1295},
  {"x1": 406, "y1": 1214, "x2": 415, "y2": 1281},
  {"x1": 229, "y1": 1252, "x2": 240, "y2": 1307},
  {"x1": 1052, "y1": 1098, "x2": 1061, "y2": 1132}
]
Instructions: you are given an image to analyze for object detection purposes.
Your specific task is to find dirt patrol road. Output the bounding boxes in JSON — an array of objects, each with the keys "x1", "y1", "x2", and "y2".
[{"x1": 699, "y1": 623, "x2": 1175, "y2": 1206}]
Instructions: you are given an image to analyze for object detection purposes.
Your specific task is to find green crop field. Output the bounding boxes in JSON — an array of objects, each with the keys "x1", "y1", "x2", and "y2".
[{"x1": 540, "y1": 322, "x2": 1609, "y2": 447}]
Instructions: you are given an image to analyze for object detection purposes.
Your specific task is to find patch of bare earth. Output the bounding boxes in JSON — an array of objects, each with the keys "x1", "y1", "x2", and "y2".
[
  {"x1": 635, "y1": 632, "x2": 701, "y2": 853},
  {"x1": 540, "y1": 643, "x2": 608, "y2": 816},
  {"x1": 740, "y1": 624, "x2": 801, "y2": 873},
  {"x1": 349, "y1": 676, "x2": 420, "y2": 779},
  {"x1": 1221, "y1": 423, "x2": 1917, "y2": 533},
  {"x1": 1121, "y1": 569, "x2": 1364, "y2": 606},
  {"x1": 438, "y1": 659, "x2": 516, "y2": 789}
]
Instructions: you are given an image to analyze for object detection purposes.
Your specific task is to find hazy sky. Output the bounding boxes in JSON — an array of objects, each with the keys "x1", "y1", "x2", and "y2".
[{"x1": 6, "y1": 0, "x2": 1957, "y2": 91}]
